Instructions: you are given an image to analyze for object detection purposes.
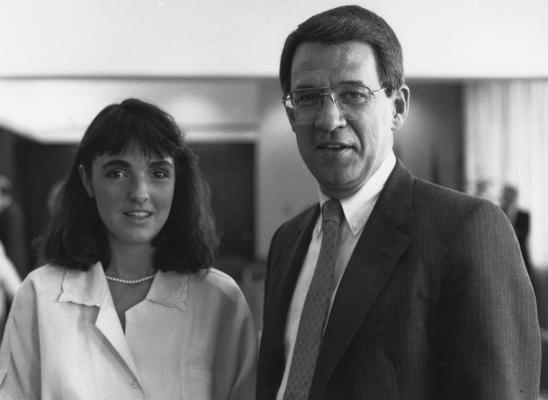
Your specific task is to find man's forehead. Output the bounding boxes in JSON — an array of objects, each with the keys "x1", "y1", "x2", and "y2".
[
  {"x1": 291, "y1": 66, "x2": 367, "y2": 88},
  {"x1": 289, "y1": 41, "x2": 378, "y2": 89}
]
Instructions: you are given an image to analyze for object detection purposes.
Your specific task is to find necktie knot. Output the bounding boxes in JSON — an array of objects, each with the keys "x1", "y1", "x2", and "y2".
[{"x1": 322, "y1": 199, "x2": 343, "y2": 226}]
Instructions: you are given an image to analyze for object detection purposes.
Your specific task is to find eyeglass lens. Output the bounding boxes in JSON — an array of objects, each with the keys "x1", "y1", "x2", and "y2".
[{"x1": 288, "y1": 84, "x2": 377, "y2": 124}]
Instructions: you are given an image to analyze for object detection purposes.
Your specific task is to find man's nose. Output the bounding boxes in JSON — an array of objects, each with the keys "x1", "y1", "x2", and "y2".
[{"x1": 313, "y1": 93, "x2": 346, "y2": 131}]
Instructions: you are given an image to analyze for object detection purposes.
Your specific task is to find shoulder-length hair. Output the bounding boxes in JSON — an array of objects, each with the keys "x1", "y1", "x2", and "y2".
[{"x1": 40, "y1": 98, "x2": 219, "y2": 273}]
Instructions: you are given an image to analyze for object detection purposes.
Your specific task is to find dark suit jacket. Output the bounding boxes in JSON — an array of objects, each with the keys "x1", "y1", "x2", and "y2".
[{"x1": 257, "y1": 161, "x2": 541, "y2": 400}]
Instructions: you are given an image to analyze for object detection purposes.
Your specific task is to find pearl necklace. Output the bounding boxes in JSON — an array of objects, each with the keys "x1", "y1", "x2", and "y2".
[{"x1": 105, "y1": 273, "x2": 156, "y2": 285}]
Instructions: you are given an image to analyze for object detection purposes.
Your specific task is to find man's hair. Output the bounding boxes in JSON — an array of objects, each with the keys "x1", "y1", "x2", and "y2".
[
  {"x1": 279, "y1": 5, "x2": 404, "y2": 97},
  {"x1": 39, "y1": 98, "x2": 219, "y2": 273}
]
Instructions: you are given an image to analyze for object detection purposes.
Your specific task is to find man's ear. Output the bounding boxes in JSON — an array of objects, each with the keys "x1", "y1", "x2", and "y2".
[
  {"x1": 391, "y1": 84, "x2": 410, "y2": 132},
  {"x1": 78, "y1": 165, "x2": 94, "y2": 198}
]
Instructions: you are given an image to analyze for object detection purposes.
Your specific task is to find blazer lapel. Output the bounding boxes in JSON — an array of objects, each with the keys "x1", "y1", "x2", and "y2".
[
  {"x1": 59, "y1": 263, "x2": 143, "y2": 386},
  {"x1": 310, "y1": 161, "x2": 414, "y2": 396},
  {"x1": 95, "y1": 290, "x2": 142, "y2": 385}
]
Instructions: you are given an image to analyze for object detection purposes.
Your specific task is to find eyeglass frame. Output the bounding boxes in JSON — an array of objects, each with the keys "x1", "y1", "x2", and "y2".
[{"x1": 282, "y1": 83, "x2": 387, "y2": 114}]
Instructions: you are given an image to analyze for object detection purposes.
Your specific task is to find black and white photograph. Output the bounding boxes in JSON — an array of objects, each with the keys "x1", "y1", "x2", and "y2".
[{"x1": 0, "y1": 1, "x2": 547, "y2": 399}]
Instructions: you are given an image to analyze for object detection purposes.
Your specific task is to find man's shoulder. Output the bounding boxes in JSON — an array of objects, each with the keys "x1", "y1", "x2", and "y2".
[
  {"x1": 268, "y1": 204, "x2": 318, "y2": 252},
  {"x1": 412, "y1": 177, "x2": 487, "y2": 210},
  {"x1": 277, "y1": 203, "x2": 317, "y2": 233},
  {"x1": 409, "y1": 177, "x2": 510, "y2": 234}
]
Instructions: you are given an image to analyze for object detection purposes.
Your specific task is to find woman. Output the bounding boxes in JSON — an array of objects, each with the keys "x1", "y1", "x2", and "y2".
[{"x1": 0, "y1": 99, "x2": 257, "y2": 399}]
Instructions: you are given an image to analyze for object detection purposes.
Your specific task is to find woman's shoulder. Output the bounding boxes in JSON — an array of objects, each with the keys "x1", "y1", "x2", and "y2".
[
  {"x1": 23, "y1": 264, "x2": 66, "y2": 286},
  {"x1": 191, "y1": 267, "x2": 245, "y2": 302},
  {"x1": 10, "y1": 264, "x2": 67, "y2": 310}
]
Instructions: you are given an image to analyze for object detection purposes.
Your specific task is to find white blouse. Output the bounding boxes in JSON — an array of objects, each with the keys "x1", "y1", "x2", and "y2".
[{"x1": 0, "y1": 263, "x2": 257, "y2": 400}]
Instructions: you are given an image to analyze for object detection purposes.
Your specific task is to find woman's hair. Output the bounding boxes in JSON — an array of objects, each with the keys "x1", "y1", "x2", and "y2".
[
  {"x1": 279, "y1": 5, "x2": 404, "y2": 97},
  {"x1": 39, "y1": 98, "x2": 219, "y2": 273}
]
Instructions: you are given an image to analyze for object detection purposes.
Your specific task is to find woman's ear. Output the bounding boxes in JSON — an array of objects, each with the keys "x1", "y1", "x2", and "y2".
[
  {"x1": 78, "y1": 165, "x2": 94, "y2": 198},
  {"x1": 391, "y1": 84, "x2": 410, "y2": 132}
]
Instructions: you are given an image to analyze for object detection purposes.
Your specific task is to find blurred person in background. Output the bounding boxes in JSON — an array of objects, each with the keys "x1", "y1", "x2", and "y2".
[
  {"x1": 0, "y1": 241, "x2": 21, "y2": 340},
  {"x1": 0, "y1": 99, "x2": 256, "y2": 399},
  {"x1": 46, "y1": 179, "x2": 65, "y2": 216},
  {"x1": 500, "y1": 184, "x2": 533, "y2": 278},
  {"x1": 0, "y1": 175, "x2": 28, "y2": 278}
]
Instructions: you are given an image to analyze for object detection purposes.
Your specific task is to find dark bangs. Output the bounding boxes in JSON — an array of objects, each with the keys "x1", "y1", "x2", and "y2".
[{"x1": 79, "y1": 99, "x2": 184, "y2": 171}]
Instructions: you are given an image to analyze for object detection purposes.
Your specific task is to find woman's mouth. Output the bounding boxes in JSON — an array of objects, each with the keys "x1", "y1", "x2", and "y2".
[{"x1": 124, "y1": 210, "x2": 153, "y2": 219}]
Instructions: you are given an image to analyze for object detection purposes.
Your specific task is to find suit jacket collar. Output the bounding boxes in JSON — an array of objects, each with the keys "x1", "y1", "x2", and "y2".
[{"x1": 309, "y1": 160, "x2": 414, "y2": 397}]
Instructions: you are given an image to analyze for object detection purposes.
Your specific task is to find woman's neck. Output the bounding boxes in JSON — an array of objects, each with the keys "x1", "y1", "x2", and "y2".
[{"x1": 105, "y1": 242, "x2": 156, "y2": 279}]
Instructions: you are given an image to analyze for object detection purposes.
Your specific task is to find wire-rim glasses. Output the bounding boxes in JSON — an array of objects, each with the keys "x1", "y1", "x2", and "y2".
[{"x1": 283, "y1": 84, "x2": 386, "y2": 124}]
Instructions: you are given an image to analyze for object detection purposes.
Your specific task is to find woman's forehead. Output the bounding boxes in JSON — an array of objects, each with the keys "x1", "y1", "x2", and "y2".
[{"x1": 101, "y1": 140, "x2": 170, "y2": 159}]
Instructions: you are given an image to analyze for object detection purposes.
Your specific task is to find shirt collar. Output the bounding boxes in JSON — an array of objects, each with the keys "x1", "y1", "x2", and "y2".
[
  {"x1": 59, "y1": 262, "x2": 190, "y2": 312},
  {"x1": 59, "y1": 262, "x2": 108, "y2": 307},
  {"x1": 317, "y1": 151, "x2": 396, "y2": 236},
  {"x1": 146, "y1": 270, "x2": 189, "y2": 312}
]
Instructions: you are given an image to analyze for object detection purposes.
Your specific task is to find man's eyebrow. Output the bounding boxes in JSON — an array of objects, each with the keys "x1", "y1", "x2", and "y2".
[
  {"x1": 293, "y1": 80, "x2": 367, "y2": 90},
  {"x1": 338, "y1": 80, "x2": 367, "y2": 86},
  {"x1": 293, "y1": 83, "x2": 319, "y2": 90}
]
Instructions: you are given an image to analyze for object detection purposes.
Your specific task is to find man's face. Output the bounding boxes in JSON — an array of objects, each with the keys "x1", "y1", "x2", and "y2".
[{"x1": 287, "y1": 41, "x2": 409, "y2": 199}]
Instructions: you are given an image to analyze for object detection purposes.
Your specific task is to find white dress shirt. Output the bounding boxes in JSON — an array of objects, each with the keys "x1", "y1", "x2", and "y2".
[
  {"x1": 0, "y1": 262, "x2": 257, "y2": 400},
  {"x1": 276, "y1": 151, "x2": 396, "y2": 400}
]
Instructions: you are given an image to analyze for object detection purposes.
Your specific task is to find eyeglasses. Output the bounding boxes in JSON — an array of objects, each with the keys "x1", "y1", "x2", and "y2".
[{"x1": 283, "y1": 84, "x2": 386, "y2": 124}]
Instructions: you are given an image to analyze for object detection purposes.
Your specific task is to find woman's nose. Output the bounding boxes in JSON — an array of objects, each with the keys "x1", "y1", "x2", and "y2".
[{"x1": 129, "y1": 177, "x2": 150, "y2": 203}]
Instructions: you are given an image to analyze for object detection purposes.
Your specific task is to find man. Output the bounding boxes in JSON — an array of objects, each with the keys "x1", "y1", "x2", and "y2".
[
  {"x1": 257, "y1": 5, "x2": 540, "y2": 399},
  {"x1": 500, "y1": 184, "x2": 532, "y2": 277}
]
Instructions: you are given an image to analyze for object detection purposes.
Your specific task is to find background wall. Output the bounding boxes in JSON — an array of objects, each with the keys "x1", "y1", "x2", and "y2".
[
  {"x1": 1, "y1": 0, "x2": 547, "y2": 79},
  {"x1": 0, "y1": 78, "x2": 464, "y2": 263}
]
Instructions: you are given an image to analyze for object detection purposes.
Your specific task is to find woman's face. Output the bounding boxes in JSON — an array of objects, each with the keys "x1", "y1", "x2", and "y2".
[{"x1": 79, "y1": 147, "x2": 175, "y2": 250}]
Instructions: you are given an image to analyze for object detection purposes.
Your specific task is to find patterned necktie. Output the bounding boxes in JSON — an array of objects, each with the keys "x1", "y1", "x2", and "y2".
[{"x1": 283, "y1": 199, "x2": 343, "y2": 400}]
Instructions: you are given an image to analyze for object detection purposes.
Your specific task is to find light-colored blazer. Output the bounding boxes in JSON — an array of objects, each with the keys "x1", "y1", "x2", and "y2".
[
  {"x1": 258, "y1": 161, "x2": 541, "y2": 400},
  {"x1": 0, "y1": 263, "x2": 257, "y2": 400}
]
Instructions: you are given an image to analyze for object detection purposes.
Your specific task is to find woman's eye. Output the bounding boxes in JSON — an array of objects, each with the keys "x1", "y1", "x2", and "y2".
[
  {"x1": 106, "y1": 170, "x2": 127, "y2": 178},
  {"x1": 153, "y1": 169, "x2": 170, "y2": 179}
]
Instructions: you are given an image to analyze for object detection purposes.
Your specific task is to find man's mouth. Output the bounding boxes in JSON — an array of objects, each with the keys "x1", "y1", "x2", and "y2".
[{"x1": 317, "y1": 143, "x2": 351, "y2": 151}]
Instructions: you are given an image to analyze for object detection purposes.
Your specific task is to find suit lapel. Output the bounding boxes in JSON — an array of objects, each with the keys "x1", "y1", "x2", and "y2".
[{"x1": 310, "y1": 161, "x2": 414, "y2": 396}]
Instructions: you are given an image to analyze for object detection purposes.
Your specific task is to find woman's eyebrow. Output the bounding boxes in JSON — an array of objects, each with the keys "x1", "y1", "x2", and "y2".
[
  {"x1": 149, "y1": 159, "x2": 174, "y2": 168},
  {"x1": 100, "y1": 160, "x2": 130, "y2": 169}
]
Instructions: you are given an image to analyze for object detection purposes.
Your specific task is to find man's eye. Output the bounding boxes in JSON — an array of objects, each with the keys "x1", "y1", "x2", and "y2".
[
  {"x1": 294, "y1": 92, "x2": 321, "y2": 106},
  {"x1": 339, "y1": 90, "x2": 370, "y2": 104}
]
